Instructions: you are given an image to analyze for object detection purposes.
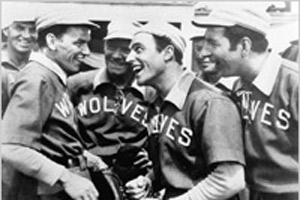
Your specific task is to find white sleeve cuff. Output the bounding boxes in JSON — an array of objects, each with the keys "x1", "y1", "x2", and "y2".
[{"x1": 172, "y1": 162, "x2": 245, "y2": 200}]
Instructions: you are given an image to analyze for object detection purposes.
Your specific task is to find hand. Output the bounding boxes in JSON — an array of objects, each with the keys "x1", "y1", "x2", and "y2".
[
  {"x1": 59, "y1": 169, "x2": 99, "y2": 200},
  {"x1": 83, "y1": 150, "x2": 108, "y2": 171},
  {"x1": 125, "y1": 175, "x2": 152, "y2": 200},
  {"x1": 133, "y1": 149, "x2": 152, "y2": 170}
]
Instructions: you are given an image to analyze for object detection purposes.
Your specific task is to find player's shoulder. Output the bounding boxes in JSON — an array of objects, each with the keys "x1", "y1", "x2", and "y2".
[
  {"x1": 18, "y1": 61, "x2": 53, "y2": 82},
  {"x1": 279, "y1": 58, "x2": 299, "y2": 86},
  {"x1": 67, "y1": 70, "x2": 97, "y2": 93},
  {"x1": 281, "y1": 58, "x2": 298, "y2": 74},
  {"x1": 190, "y1": 77, "x2": 232, "y2": 102}
]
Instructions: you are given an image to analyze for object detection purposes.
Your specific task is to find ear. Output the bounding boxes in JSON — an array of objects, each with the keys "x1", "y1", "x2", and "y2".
[
  {"x1": 45, "y1": 33, "x2": 58, "y2": 51},
  {"x1": 163, "y1": 45, "x2": 175, "y2": 62},
  {"x1": 2, "y1": 27, "x2": 9, "y2": 37},
  {"x1": 239, "y1": 37, "x2": 252, "y2": 58}
]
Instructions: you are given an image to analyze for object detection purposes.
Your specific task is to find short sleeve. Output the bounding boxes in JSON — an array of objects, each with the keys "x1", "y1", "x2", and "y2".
[{"x1": 201, "y1": 97, "x2": 245, "y2": 166}]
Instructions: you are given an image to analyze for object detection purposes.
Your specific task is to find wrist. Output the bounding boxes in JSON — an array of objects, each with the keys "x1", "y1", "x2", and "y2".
[
  {"x1": 144, "y1": 176, "x2": 153, "y2": 197},
  {"x1": 57, "y1": 168, "x2": 71, "y2": 186}
]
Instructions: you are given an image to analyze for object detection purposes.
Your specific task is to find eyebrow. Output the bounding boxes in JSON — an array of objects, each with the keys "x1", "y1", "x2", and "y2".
[
  {"x1": 205, "y1": 38, "x2": 217, "y2": 44},
  {"x1": 130, "y1": 42, "x2": 141, "y2": 50},
  {"x1": 76, "y1": 38, "x2": 90, "y2": 43}
]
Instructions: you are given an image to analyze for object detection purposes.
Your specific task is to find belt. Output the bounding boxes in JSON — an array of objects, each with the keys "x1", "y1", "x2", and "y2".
[{"x1": 164, "y1": 187, "x2": 187, "y2": 199}]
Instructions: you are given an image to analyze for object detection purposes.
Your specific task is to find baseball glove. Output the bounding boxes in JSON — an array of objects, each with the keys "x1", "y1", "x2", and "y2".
[{"x1": 90, "y1": 167, "x2": 125, "y2": 200}]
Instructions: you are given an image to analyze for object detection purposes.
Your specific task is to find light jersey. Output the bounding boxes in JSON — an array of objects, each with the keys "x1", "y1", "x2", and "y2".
[
  {"x1": 233, "y1": 52, "x2": 298, "y2": 193},
  {"x1": 148, "y1": 71, "x2": 245, "y2": 192},
  {"x1": 2, "y1": 54, "x2": 84, "y2": 161},
  {"x1": 2, "y1": 53, "x2": 85, "y2": 196},
  {"x1": 69, "y1": 67, "x2": 153, "y2": 157},
  {"x1": 1, "y1": 50, "x2": 24, "y2": 115}
]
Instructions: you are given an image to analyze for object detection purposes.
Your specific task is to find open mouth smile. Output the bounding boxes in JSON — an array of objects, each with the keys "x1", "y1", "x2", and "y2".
[{"x1": 132, "y1": 64, "x2": 143, "y2": 75}]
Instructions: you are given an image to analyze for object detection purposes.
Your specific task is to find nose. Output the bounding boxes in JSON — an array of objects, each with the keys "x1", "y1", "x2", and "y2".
[
  {"x1": 81, "y1": 43, "x2": 91, "y2": 56},
  {"x1": 22, "y1": 28, "x2": 31, "y2": 39},
  {"x1": 111, "y1": 48, "x2": 126, "y2": 59},
  {"x1": 199, "y1": 42, "x2": 212, "y2": 61},
  {"x1": 126, "y1": 50, "x2": 135, "y2": 64}
]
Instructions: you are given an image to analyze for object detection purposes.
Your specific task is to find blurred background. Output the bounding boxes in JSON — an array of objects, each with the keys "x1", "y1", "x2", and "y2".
[{"x1": 1, "y1": 0, "x2": 299, "y2": 69}]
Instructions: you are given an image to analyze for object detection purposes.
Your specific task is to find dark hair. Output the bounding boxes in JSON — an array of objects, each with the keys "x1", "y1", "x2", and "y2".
[
  {"x1": 152, "y1": 35, "x2": 183, "y2": 65},
  {"x1": 224, "y1": 25, "x2": 268, "y2": 53},
  {"x1": 37, "y1": 25, "x2": 72, "y2": 48}
]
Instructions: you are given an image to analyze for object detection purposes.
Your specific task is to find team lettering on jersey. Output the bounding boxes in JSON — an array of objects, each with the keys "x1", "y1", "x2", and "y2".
[
  {"x1": 76, "y1": 95, "x2": 148, "y2": 127},
  {"x1": 55, "y1": 92, "x2": 74, "y2": 118},
  {"x1": 236, "y1": 90, "x2": 291, "y2": 130},
  {"x1": 149, "y1": 114, "x2": 193, "y2": 147}
]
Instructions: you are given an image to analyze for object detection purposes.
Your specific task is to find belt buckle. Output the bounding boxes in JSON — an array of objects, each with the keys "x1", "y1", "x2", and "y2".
[{"x1": 67, "y1": 158, "x2": 77, "y2": 168}]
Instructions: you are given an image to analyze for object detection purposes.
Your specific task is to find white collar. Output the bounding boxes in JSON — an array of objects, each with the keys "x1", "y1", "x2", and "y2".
[
  {"x1": 93, "y1": 67, "x2": 146, "y2": 96},
  {"x1": 165, "y1": 71, "x2": 194, "y2": 110},
  {"x1": 252, "y1": 52, "x2": 282, "y2": 96},
  {"x1": 29, "y1": 52, "x2": 67, "y2": 85}
]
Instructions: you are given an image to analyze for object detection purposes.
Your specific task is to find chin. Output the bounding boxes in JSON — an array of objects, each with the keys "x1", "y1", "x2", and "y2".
[{"x1": 136, "y1": 77, "x2": 147, "y2": 86}]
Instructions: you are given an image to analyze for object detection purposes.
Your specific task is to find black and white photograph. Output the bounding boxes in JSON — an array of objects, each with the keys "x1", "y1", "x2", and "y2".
[{"x1": 1, "y1": 1, "x2": 299, "y2": 200}]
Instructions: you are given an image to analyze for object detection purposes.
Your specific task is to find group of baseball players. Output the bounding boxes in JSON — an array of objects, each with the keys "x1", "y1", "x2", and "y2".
[{"x1": 1, "y1": 2, "x2": 298, "y2": 200}]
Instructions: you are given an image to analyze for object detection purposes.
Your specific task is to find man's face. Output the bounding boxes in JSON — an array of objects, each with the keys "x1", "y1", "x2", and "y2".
[
  {"x1": 192, "y1": 37, "x2": 221, "y2": 82},
  {"x1": 201, "y1": 27, "x2": 241, "y2": 77},
  {"x1": 54, "y1": 26, "x2": 91, "y2": 75},
  {"x1": 126, "y1": 33, "x2": 165, "y2": 86},
  {"x1": 104, "y1": 39, "x2": 132, "y2": 77},
  {"x1": 4, "y1": 21, "x2": 37, "y2": 53}
]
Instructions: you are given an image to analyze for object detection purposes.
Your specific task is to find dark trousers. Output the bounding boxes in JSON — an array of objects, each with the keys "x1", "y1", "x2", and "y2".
[
  {"x1": 249, "y1": 189, "x2": 298, "y2": 200},
  {"x1": 40, "y1": 192, "x2": 72, "y2": 200}
]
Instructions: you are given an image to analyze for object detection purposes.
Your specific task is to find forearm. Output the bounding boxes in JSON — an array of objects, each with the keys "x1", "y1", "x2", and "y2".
[
  {"x1": 2, "y1": 143, "x2": 65, "y2": 186},
  {"x1": 172, "y1": 162, "x2": 245, "y2": 200}
]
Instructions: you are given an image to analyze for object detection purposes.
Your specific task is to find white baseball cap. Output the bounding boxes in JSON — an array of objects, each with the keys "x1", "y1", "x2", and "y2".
[
  {"x1": 35, "y1": 10, "x2": 99, "y2": 32},
  {"x1": 2, "y1": 6, "x2": 35, "y2": 29},
  {"x1": 136, "y1": 21, "x2": 186, "y2": 55},
  {"x1": 192, "y1": 6, "x2": 271, "y2": 36},
  {"x1": 104, "y1": 19, "x2": 142, "y2": 41}
]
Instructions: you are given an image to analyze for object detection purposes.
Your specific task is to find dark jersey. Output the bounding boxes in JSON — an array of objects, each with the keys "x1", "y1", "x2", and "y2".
[
  {"x1": 68, "y1": 68, "x2": 156, "y2": 183},
  {"x1": 148, "y1": 71, "x2": 245, "y2": 194},
  {"x1": 233, "y1": 53, "x2": 298, "y2": 193}
]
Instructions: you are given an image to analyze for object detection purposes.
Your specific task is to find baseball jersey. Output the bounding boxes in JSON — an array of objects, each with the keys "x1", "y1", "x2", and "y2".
[
  {"x1": 69, "y1": 67, "x2": 154, "y2": 157},
  {"x1": 2, "y1": 53, "x2": 85, "y2": 196},
  {"x1": 148, "y1": 71, "x2": 245, "y2": 192},
  {"x1": 232, "y1": 52, "x2": 298, "y2": 193},
  {"x1": 1, "y1": 50, "x2": 23, "y2": 115}
]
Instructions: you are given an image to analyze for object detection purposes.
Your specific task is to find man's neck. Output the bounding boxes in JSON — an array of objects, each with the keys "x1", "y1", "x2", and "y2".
[
  {"x1": 240, "y1": 51, "x2": 269, "y2": 83},
  {"x1": 7, "y1": 47, "x2": 30, "y2": 69},
  {"x1": 156, "y1": 63, "x2": 183, "y2": 99},
  {"x1": 107, "y1": 71, "x2": 135, "y2": 89}
]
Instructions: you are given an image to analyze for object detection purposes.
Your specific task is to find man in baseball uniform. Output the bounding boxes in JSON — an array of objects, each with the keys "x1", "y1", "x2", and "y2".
[
  {"x1": 125, "y1": 21, "x2": 245, "y2": 200},
  {"x1": 67, "y1": 19, "x2": 155, "y2": 199},
  {"x1": 2, "y1": 10, "x2": 106, "y2": 200},
  {"x1": 193, "y1": 5, "x2": 298, "y2": 200},
  {"x1": 1, "y1": 11, "x2": 37, "y2": 115}
]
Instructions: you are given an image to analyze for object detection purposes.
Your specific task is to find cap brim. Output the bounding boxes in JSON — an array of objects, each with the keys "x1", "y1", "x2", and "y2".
[
  {"x1": 192, "y1": 17, "x2": 235, "y2": 27},
  {"x1": 37, "y1": 20, "x2": 100, "y2": 32},
  {"x1": 104, "y1": 32, "x2": 133, "y2": 40},
  {"x1": 60, "y1": 20, "x2": 100, "y2": 29}
]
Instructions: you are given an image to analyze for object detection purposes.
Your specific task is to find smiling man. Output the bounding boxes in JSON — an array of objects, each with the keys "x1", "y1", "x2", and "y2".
[
  {"x1": 2, "y1": 10, "x2": 104, "y2": 200},
  {"x1": 193, "y1": 5, "x2": 298, "y2": 200},
  {"x1": 191, "y1": 33, "x2": 222, "y2": 84},
  {"x1": 67, "y1": 19, "x2": 155, "y2": 200},
  {"x1": 125, "y1": 21, "x2": 245, "y2": 200},
  {"x1": 1, "y1": 13, "x2": 37, "y2": 115}
]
